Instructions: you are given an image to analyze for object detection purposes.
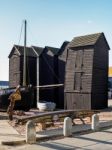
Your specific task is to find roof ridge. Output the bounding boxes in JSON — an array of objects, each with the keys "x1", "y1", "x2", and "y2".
[
  {"x1": 46, "y1": 46, "x2": 59, "y2": 49},
  {"x1": 74, "y1": 32, "x2": 102, "y2": 39},
  {"x1": 31, "y1": 46, "x2": 44, "y2": 56},
  {"x1": 68, "y1": 32, "x2": 104, "y2": 48},
  {"x1": 31, "y1": 45, "x2": 43, "y2": 49}
]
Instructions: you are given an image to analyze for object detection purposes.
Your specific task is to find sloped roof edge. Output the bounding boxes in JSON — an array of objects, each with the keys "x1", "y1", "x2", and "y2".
[
  {"x1": 68, "y1": 32, "x2": 108, "y2": 48},
  {"x1": 8, "y1": 45, "x2": 38, "y2": 58},
  {"x1": 45, "y1": 46, "x2": 60, "y2": 55},
  {"x1": 31, "y1": 46, "x2": 44, "y2": 56}
]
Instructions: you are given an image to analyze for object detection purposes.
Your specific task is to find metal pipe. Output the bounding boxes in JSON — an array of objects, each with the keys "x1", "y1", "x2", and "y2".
[{"x1": 23, "y1": 20, "x2": 27, "y2": 86}]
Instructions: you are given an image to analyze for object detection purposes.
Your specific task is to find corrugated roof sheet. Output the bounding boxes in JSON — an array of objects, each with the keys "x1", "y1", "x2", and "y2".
[{"x1": 69, "y1": 33, "x2": 103, "y2": 48}]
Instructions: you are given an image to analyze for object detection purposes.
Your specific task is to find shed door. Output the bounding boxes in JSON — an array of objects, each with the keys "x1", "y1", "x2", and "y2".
[
  {"x1": 74, "y1": 50, "x2": 84, "y2": 91},
  {"x1": 74, "y1": 72, "x2": 81, "y2": 91},
  {"x1": 65, "y1": 49, "x2": 77, "y2": 91}
]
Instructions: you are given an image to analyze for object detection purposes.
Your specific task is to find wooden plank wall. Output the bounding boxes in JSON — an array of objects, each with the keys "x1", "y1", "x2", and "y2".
[
  {"x1": 58, "y1": 47, "x2": 68, "y2": 108},
  {"x1": 64, "y1": 37, "x2": 108, "y2": 110},
  {"x1": 64, "y1": 49, "x2": 76, "y2": 92},
  {"x1": 65, "y1": 47, "x2": 93, "y2": 93},
  {"x1": 65, "y1": 92, "x2": 91, "y2": 109},
  {"x1": 9, "y1": 54, "x2": 20, "y2": 87},
  {"x1": 81, "y1": 48, "x2": 93, "y2": 93},
  {"x1": 91, "y1": 36, "x2": 108, "y2": 109},
  {"x1": 64, "y1": 47, "x2": 94, "y2": 109}
]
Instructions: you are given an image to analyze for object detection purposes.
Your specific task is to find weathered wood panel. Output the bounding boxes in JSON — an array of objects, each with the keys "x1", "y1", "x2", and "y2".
[
  {"x1": 64, "y1": 33, "x2": 109, "y2": 110},
  {"x1": 9, "y1": 55, "x2": 20, "y2": 87},
  {"x1": 64, "y1": 49, "x2": 76, "y2": 92},
  {"x1": 65, "y1": 93, "x2": 91, "y2": 109}
]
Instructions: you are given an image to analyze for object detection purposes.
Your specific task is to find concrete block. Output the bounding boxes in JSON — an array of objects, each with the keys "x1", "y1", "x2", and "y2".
[
  {"x1": 91, "y1": 114, "x2": 99, "y2": 131},
  {"x1": 63, "y1": 117, "x2": 72, "y2": 137},
  {"x1": 26, "y1": 120, "x2": 36, "y2": 144}
]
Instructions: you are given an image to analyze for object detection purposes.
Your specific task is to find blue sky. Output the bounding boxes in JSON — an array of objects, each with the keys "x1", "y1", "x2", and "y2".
[{"x1": 0, "y1": 0, "x2": 112, "y2": 80}]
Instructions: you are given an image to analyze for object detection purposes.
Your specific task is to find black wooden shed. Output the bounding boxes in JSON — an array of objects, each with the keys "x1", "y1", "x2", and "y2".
[
  {"x1": 38, "y1": 46, "x2": 60, "y2": 106},
  {"x1": 64, "y1": 33, "x2": 110, "y2": 110},
  {"x1": 8, "y1": 45, "x2": 38, "y2": 108},
  {"x1": 58, "y1": 41, "x2": 69, "y2": 108},
  {"x1": 8, "y1": 45, "x2": 37, "y2": 88},
  {"x1": 31, "y1": 45, "x2": 59, "y2": 105},
  {"x1": 9, "y1": 44, "x2": 62, "y2": 108}
]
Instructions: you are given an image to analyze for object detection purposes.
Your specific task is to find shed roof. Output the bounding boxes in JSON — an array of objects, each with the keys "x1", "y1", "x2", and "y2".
[
  {"x1": 58, "y1": 41, "x2": 69, "y2": 55},
  {"x1": 31, "y1": 46, "x2": 44, "y2": 56},
  {"x1": 68, "y1": 32, "x2": 109, "y2": 48},
  {"x1": 45, "y1": 46, "x2": 60, "y2": 55},
  {"x1": 9, "y1": 45, "x2": 37, "y2": 58}
]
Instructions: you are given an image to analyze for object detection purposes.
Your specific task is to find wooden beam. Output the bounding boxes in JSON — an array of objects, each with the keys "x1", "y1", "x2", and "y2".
[
  {"x1": 35, "y1": 84, "x2": 64, "y2": 89},
  {"x1": 16, "y1": 109, "x2": 100, "y2": 124}
]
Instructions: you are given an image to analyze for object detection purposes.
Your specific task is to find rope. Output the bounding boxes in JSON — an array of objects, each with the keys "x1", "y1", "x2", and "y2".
[
  {"x1": 27, "y1": 24, "x2": 39, "y2": 45},
  {"x1": 27, "y1": 23, "x2": 61, "y2": 84},
  {"x1": 17, "y1": 21, "x2": 24, "y2": 50},
  {"x1": 18, "y1": 21, "x2": 24, "y2": 45},
  {"x1": 24, "y1": 24, "x2": 38, "y2": 85},
  {"x1": 15, "y1": 22, "x2": 61, "y2": 86}
]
